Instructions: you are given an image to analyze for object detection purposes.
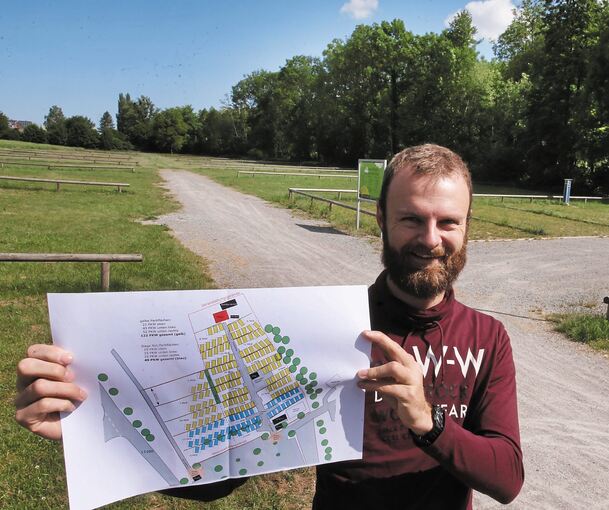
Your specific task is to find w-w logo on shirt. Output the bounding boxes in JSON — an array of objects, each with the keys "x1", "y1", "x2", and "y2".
[{"x1": 411, "y1": 345, "x2": 485, "y2": 378}]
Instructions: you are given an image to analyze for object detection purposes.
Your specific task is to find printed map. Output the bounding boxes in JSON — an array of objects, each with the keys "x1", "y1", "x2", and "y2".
[{"x1": 48, "y1": 286, "x2": 369, "y2": 510}]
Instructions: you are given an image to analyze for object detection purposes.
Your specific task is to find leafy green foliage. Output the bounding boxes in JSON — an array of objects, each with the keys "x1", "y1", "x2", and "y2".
[
  {"x1": 26, "y1": 1, "x2": 609, "y2": 194},
  {"x1": 65, "y1": 115, "x2": 99, "y2": 148},
  {"x1": 116, "y1": 93, "x2": 156, "y2": 148},
  {"x1": 151, "y1": 106, "x2": 195, "y2": 153},
  {"x1": 99, "y1": 111, "x2": 115, "y2": 131},
  {"x1": 44, "y1": 106, "x2": 68, "y2": 145},
  {"x1": 0, "y1": 111, "x2": 11, "y2": 138},
  {"x1": 21, "y1": 123, "x2": 48, "y2": 144}
]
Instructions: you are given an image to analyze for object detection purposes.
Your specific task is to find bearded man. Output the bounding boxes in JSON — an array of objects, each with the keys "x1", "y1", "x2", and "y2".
[
  {"x1": 15, "y1": 145, "x2": 523, "y2": 509},
  {"x1": 313, "y1": 144, "x2": 524, "y2": 509}
]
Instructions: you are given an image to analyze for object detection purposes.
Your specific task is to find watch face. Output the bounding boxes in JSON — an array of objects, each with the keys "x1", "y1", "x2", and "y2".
[
  {"x1": 411, "y1": 405, "x2": 445, "y2": 447},
  {"x1": 432, "y1": 405, "x2": 445, "y2": 428}
]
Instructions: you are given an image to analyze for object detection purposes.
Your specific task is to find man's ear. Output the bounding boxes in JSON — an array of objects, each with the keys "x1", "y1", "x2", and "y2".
[{"x1": 376, "y1": 203, "x2": 384, "y2": 231}]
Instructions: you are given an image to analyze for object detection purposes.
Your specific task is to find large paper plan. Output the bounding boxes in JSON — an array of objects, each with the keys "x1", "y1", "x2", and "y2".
[{"x1": 48, "y1": 286, "x2": 371, "y2": 510}]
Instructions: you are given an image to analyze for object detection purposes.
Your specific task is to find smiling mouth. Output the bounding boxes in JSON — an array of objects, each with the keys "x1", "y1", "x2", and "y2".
[{"x1": 411, "y1": 253, "x2": 442, "y2": 260}]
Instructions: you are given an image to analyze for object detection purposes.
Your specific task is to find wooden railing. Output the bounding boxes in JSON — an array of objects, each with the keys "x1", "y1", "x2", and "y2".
[
  {"x1": 0, "y1": 253, "x2": 143, "y2": 291},
  {"x1": 0, "y1": 175, "x2": 130, "y2": 192},
  {"x1": 288, "y1": 188, "x2": 375, "y2": 216}
]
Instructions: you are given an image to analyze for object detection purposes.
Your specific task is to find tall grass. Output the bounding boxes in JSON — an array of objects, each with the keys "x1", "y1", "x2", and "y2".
[{"x1": 552, "y1": 314, "x2": 609, "y2": 351}]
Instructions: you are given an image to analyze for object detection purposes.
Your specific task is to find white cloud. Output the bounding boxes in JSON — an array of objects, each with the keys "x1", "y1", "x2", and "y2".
[
  {"x1": 340, "y1": 0, "x2": 379, "y2": 20},
  {"x1": 446, "y1": 0, "x2": 516, "y2": 40}
]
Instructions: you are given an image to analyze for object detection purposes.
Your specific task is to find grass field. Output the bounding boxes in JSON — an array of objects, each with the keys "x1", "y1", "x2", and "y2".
[
  {"x1": 0, "y1": 141, "x2": 315, "y2": 509},
  {"x1": 2, "y1": 142, "x2": 608, "y2": 509},
  {"x1": 194, "y1": 167, "x2": 609, "y2": 240}
]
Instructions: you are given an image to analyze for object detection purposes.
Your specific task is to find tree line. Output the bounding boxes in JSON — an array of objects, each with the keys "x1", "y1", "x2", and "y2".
[{"x1": 1, "y1": 0, "x2": 608, "y2": 193}]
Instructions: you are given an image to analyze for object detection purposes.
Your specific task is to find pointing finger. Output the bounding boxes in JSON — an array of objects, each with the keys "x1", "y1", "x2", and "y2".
[{"x1": 360, "y1": 330, "x2": 411, "y2": 366}]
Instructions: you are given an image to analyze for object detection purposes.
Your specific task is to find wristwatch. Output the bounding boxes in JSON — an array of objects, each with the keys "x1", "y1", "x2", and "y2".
[{"x1": 410, "y1": 404, "x2": 445, "y2": 447}]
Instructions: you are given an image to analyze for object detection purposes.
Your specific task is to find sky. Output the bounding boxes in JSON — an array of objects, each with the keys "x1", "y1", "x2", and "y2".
[{"x1": 0, "y1": 0, "x2": 518, "y2": 126}]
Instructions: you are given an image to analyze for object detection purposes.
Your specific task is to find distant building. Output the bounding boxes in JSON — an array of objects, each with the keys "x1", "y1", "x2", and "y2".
[{"x1": 9, "y1": 120, "x2": 33, "y2": 132}]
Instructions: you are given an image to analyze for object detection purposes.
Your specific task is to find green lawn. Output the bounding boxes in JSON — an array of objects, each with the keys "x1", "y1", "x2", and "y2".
[
  {"x1": 2, "y1": 144, "x2": 607, "y2": 509},
  {"x1": 0, "y1": 142, "x2": 317, "y2": 510},
  {"x1": 193, "y1": 167, "x2": 609, "y2": 240}
]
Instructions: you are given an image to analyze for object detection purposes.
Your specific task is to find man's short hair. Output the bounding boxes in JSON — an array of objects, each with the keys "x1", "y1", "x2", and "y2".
[{"x1": 378, "y1": 144, "x2": 473, "y2": 218}]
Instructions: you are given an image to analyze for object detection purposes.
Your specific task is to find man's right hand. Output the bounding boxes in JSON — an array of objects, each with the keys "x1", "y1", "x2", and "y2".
[{"x1": 15, "y1": 344, "x2": 87, "y2": 441}]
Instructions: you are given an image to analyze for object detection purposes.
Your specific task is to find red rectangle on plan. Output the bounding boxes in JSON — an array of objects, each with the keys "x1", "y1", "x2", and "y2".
[{"x1": 213, "y1": 310, "x2": 229, "y2": 323}]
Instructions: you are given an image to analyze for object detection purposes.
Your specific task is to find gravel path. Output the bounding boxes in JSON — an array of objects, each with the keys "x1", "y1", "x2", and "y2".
[{"x1": 155, "y1": 169, "x2": 609, "y2": 509}]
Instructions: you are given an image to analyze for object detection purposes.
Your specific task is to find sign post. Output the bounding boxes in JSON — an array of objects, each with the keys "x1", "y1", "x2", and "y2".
[
  {"x1": 357, "y1": 159, "x2": 386, "y2": 229},
  {"x1": 563, "y1": 178, "x2": 573, "y2": 205}
]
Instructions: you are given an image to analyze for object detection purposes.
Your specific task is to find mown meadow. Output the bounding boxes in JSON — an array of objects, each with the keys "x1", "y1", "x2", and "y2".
[
  {"x1": 194, "y1": 166, "x2": 609, "y2": 240},
  {"x1": 1, "y1": 141, "x2": 607, "y2": 509},
  {"x1": 0, "y1": 141, "x2": 314, "y2": 509}
]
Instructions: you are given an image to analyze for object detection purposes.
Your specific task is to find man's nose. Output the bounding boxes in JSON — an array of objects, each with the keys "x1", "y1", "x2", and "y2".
[{"x1": 418, "y1": 221, "x2": 441, "y2": 249}]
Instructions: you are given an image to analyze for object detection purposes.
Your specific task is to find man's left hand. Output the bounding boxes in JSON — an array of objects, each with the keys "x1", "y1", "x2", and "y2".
[{"x1": 357, "y1": 330, "x2": 433, "y2": 435}]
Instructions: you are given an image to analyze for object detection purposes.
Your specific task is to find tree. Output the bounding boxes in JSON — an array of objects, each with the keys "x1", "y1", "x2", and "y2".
[
  {"x1": 493, "y1": 0, "x2": 545, "y2": 81},
  {"x1": 398, "y1": 12, "x2": 484, "y2": 166},
  {"x1": 522, "y1": 0, "x2": 602, "y2": 188},
  {"x1": 196, "y1": 108, "x2": 238, "y2": 155},
  {"x1": 44, "y1": 105, "x2": 67, "y2": 145},
  {"x1": 117, "y1": 93, "x2": 156, "y2": 148},
  {"x1": 97, "y1": 111, "x2": 132, "y2": 150},
  {"x1": 583, "y1": 3, "x2": 609, "y2": 193},
  {"x1": 231, "y1": 70, "x2": 279, "y2": 157},
  {"x1": 65, "y1": 116, "x2": 99, "y2": 148},
  {"x1": 0, "y1": 112, "x2": 12, "y2": 139},
  {"x1": 99, "y1": 111, "x2": 115, "y2": 131},
  {"x1": 21, "y1": 123, "x2": 48, "y2": 144},
  {"x1": 151, "y1": 107, "x2": 191, "y2": 153}
]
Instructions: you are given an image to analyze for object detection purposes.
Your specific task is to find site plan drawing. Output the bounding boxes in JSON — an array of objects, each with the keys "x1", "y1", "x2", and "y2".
[{"x1": 48, "y1": 286, "x2": 370, "y2": 510}]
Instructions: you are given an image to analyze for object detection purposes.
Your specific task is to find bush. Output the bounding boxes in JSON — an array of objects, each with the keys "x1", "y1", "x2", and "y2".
[{"x1": 21, "y1": 124, "x2": 47, "y2": 144}]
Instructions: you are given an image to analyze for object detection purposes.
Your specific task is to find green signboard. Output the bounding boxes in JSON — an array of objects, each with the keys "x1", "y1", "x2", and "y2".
[{"x1": 358, "y1": 159, "x2": 386, "y2": 200}]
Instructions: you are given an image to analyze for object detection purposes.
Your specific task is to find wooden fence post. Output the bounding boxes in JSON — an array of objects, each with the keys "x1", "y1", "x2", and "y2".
[{"x1": 101, "y1": 262, "x2": 110, "y2": 291}]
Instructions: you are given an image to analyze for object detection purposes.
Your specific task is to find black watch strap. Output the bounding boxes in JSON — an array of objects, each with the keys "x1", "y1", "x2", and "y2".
[{"x1": 410, "y1": 404, "x2": 445, "y2": 447}]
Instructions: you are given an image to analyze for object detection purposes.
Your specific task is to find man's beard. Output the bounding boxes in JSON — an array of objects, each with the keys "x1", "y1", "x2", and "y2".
[{"x1": 381, "y1": 228, "x2": 467, "y2": 300}]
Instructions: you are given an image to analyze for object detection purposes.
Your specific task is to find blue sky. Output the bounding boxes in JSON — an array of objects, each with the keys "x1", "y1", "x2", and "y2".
[{"x1": 0, "y1": 0, "x2": 517, "y2": 126}]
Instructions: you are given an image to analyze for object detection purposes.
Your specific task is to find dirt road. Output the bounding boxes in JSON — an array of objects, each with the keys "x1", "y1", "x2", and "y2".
[{"x1": 156, "y1": 169, "x2": 609, "y2": 509}]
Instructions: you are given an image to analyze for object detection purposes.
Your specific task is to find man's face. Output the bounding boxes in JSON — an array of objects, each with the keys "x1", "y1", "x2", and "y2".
[{"x1": 378, "y1": 168, "x2": 470, "y2": 300}]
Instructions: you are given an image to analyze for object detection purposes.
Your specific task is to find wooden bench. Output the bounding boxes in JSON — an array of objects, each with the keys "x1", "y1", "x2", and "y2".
[
  {"x1": 238, "y1": 170, "x2": 356, "y2": 179},
  {"x1": 0, "y1": 150, "x2": 137, "y2": 164},
  {"x1": 0, "y1": 175, "x2": 130, "y2": 192},
  {"x1": 0, "y1": 160, "x2": 135, "y2": 172},
  {"x1": 0, "y1": 253, "x2": 143, "y2": 291}
]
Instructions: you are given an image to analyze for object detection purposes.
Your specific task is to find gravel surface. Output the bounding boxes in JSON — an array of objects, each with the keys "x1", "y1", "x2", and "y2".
[{"x1": 155, "y1": 169, "x2": 609, "y2": 510}]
